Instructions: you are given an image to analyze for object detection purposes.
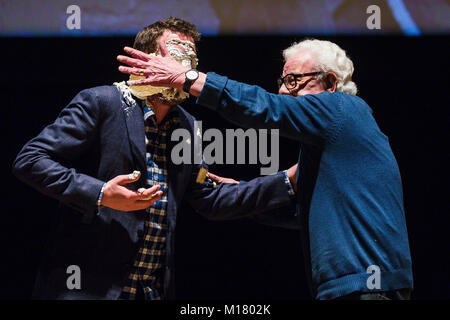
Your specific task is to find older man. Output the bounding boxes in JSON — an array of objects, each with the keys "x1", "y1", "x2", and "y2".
[
  {"x1": 13, "y1": 17, "x2": 296, "y2": 300},
  {"x1": 118, "y1": 39, "x2": 413, "y2": 300}
]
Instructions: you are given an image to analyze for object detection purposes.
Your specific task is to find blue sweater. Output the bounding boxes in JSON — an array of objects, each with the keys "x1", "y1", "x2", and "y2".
[{"x1": 197, "y1": 72, "x2": 413, "y2": 299}]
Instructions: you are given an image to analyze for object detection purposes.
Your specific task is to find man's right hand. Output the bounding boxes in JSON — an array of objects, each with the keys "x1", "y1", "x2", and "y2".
[{"x1": 101, "y1": 171, "x2": 163, "y2": 212}]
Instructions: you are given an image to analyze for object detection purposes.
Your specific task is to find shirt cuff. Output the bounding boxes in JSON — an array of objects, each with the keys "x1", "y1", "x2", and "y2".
[
  {"x1": 282, "y1": 170, "x2": 296, "y2": 197},
  {"x1": 96, "y1": 182, "x2": 106, "y2": 213},
  {"x1": 196, "y1": 72, "x2": 228, "y2": 111}
]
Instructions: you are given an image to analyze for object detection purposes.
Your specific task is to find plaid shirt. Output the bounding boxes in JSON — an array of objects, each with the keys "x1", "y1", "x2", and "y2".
[{"x1": 119, "y1": 104, "x2": 180, "y2": 300}]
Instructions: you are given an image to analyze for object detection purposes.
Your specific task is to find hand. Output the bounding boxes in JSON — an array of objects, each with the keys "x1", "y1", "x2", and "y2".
[
  {"x1": 286, "y1": 163, "x2": 298, "y2": 192},
  {"x1": 101, "y1": 171, "x2": 163, "y2": 212},
  {"x1": 207, "y1": 172, "x2": 240, "y2": 184},
  {"x1": 117, "y1": 47, "x2": 188, "y2": 90}
]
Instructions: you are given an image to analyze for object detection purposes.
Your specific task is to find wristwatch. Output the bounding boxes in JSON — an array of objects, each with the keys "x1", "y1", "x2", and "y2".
[{"x1": 183, "y1": 69, "x2": 199, "y2": 93}]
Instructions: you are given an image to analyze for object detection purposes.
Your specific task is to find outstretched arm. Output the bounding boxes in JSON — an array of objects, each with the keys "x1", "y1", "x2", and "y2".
[
  {"x1": 186, "y1": 168, "x2": 293, "y2": 221},
  {"x1": 117, "y1": 47, "x2": 344, "y2": 145},
  {"x1": 205, "y1": 165, "x2": 299, "y2": 230}
]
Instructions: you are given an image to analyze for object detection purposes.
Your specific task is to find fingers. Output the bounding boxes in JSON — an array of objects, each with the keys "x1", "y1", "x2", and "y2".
[
  {"x1": 207, "y1": 172, "x2": 239, "y2": 184},
  {"x1": 122, "y1": 185, "x2": 162, "y2": 209},
  {"x1": 124, "y1": 46, "x2": 151, "y2": 61},
  {"x1": 118, "y1": 66, "x2": 149, "y2": 77},
  {"x1": 135, "y1": 185, "x2": 161, "y2": 200},
  {"x1": 207, "y1": 172, "x2": 222, "y2": 183},
  {"x1": 117, "y1": 66, "x2": 160, "y2": 87},
  {"x1": 126, "y1": 78, "x2": 159, "y2": 86},
  {"x1": 123, "y1": 46, "x2": 178, "y2": 65},
  {"x1": 117, "y1": 55, "x2": 148, "y2": 69},
  {"x1": 115, "y1": 171, "x2": 141, "y2": 186},
  {"x1": 133, "y1": 191, "x2": 163, "y2": 210},
  {"x1": 121, "y1": 185, "x2": 162, "y2": 211}
]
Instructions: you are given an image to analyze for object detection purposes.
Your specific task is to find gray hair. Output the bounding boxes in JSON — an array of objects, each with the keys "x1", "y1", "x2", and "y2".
[{"x1": 283, "y1": 39, "x2": 358, "y2": 95}]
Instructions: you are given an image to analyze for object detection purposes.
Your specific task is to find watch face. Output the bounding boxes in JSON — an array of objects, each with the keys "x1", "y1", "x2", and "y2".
[{"x1": 186, "y1": 70, "x2": 199, "y2": 80}]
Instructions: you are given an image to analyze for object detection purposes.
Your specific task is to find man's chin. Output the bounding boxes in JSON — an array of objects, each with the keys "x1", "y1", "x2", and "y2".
[
  {"x1": 151, "y1": 90, "x2": 188, "y2": 106},
  {"x1": 156, "y1": 96, "x2": 187, "y2": 106}
]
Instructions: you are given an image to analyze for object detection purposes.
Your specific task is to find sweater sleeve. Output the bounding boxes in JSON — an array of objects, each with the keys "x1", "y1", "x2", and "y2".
[
  {"x1": 186, "y1": 170, "x2": 292, "y2": 221},
  {"x1": 197, "y1": 72, "x2": 345, "y2": 146}
]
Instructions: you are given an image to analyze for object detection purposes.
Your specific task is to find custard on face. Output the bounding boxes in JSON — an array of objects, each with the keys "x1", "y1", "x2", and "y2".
[
  {"x1": 165, "y1": 38, "x2": 198, "y2": 68},
  {"x1": 129, "y1": 31, "x2": 198, "y2": 105}
]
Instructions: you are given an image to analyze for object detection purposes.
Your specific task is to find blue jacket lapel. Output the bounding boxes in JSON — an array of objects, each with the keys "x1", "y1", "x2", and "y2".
[{"x1": 121, "y1": 96, "x2": 147, "y2": 182}]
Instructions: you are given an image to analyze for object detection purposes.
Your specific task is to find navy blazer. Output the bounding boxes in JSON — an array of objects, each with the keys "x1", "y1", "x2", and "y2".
[{"x1": 12, "y1": 85, "x2": 292, "y2": 299}]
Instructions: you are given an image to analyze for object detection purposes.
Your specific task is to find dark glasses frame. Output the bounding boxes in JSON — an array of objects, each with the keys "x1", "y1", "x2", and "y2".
[{"x1": 277, "y1": 71, "x2": 324, "y2": 90}]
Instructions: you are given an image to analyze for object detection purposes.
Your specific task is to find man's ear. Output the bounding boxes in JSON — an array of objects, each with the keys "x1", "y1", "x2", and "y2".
[{"x1": 324, "y1": 72, "x2": 338, "y2": 92}]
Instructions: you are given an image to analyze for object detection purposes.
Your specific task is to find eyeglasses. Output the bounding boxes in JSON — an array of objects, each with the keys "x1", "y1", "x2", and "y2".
[{"x1": 277, "y1": 71, "x2": 324, "y2": 90}]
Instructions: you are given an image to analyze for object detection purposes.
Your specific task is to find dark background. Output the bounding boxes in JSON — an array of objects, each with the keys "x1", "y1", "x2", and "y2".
[{"x1": 1, "y1": 35, "x2": 449, "y2": 300}]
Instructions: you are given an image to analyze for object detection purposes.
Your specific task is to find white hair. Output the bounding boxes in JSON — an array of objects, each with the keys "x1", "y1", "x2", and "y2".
[{"x1": 283, "y1": 39, "x2": 358, "y2": 95}]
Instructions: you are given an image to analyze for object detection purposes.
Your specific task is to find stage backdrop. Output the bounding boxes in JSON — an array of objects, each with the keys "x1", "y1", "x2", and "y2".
[{"x1": 0, "y1": 0, "x2": 449, "y2": 36}]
